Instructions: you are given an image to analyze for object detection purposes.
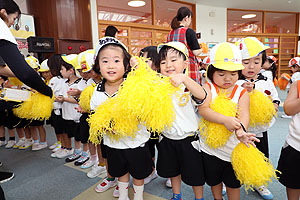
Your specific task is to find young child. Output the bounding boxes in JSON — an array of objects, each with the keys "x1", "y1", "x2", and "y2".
[
  {"x1": 260, "y1": 56, "x2": 277, "y2": 83},
  {"x1": 236, "y1": 37, "x2": 280, "y2": 200},
  {"x1": 156, "y1": 42, "x2": 207, "y2": 200},
  {"x1": 198, "y1": 42, "x2": 258, "y2": 200},
  {"x1": 277, "y1": 80, "x2": 300, "y2": 200},
  {"x1": 200, "y1": 56, "x2": 210, "y2": 85},
  {"x1": 90, "y1": 37, "x2": 152, "y2": 200},
  {"x1": 139, "y1": 46, "x2": 160, "y2": 185}
]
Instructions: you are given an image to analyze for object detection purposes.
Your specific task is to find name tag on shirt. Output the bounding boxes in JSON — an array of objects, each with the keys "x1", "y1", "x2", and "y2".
[{"x1": 0, "y1": 88, "x2": 31, "y2": 102}]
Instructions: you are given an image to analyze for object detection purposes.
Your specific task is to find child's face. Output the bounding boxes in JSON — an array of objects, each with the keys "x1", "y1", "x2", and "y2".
[
  {"x1": 241, "y1": 54, "x2": 262, "y2": 79},
  {"x1": 79, "y1": 70, "x2": 91, "y2": 80},
  {"x1": 262, "y1": 60, "x2": 272, "y2": 70},
  {"x1": 160, "y1": 49, "x2": 188, "y2": 77},
  {"x1": 291, "y1": 65, "x2": 299, "y2": 73},
  {"x1": 60, "y1": 66, "x2": 73, "y2": 79},
  {"x1": 142, "y1": 52, "x2": 156, "y2": 71},
  {"x1": 41, "y1": 71, "x2": 52, "y2": 80},
  {"x1": 99, "y1": 46, "x2": 125, "y2": 83},
  {"x1": 213, "y1": 70, "x2": 239, "y2": 89}
]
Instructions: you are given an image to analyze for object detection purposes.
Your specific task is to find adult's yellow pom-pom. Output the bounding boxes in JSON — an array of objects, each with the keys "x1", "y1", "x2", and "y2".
[
  {"x1": 231, "y1": 143, "x2": 277, "y2": 191},
  {"x1": 249, "y1": 90, "x2": 276, "y2": 128},
  {"x1": 13, "y1": 92, "x2": 54, "y2": 120}
]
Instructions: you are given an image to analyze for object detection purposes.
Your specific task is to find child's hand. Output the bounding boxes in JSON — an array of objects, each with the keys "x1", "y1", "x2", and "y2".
[
  {"x1": 75, "y1": 106, "x2": 83, "y2": 113},
  {"x1": 241, "y1": 82, "x2": 255, "y2": 92},
  {"x1": 130, "y1": 57, "x2": 139, "y2": 69},
  {"x1": 223, "y1": 116, "x2": 241, "y2": 132},
  {"x1": 67, "y1": 88, "x2": 80, "y2": 96},
  {"x1": 236, "y1": 129, "x2": 260, "y2": 147},
  {"x1": 273, "y1": 103, "x2": 279, "y2": 112},
  {"x1": 170, "y1": 74, "x2": 186, "y2": 87},
  {"x1": 55, "y1": 95, "x2": 64, "y2": 102}
]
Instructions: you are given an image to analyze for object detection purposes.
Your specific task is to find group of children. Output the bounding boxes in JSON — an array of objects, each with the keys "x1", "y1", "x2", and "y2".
[{"x1": 1, "y1": 34, "x2": 299, "y2": 200}]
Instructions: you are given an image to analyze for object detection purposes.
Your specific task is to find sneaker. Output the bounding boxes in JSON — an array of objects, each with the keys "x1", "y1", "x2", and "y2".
[
  {"x1": 13, "y1": 138, "x2": 26, "y2": 148},
  {"x1": 5, "y1": 140, "x2": 16, "y2": 149},
  {"x1": 0, "y1": 171, "x2": 14, "y2": 183},
  {"x1": 19, "y1": 139, "x2": 33, "y2": 149},
  {"x1": 56, "y1": 149, "x2": 74, "y2": 159},
  {"x1": 51, "y1": 148, "x2": 62, "y2": 158},
  {"x1": 49, "y1": 142, "x2": 59, "y2": 150},
  {"x1": 254, "y1": 186, "x2": 273, "y2": 200},
  {"x1": 74, "y1": 156, "x2": 89, "y2": 166},
  {"x1": 32, "y1": 142, "x2": 48, "y2": 151},
  {"x1": 95, "y1": 178, "x2": 117, "y2": 193},
  {"x1": 0, "y1": 141, "x2": 6, "y2": 147},
  {"x1": 87, "y1": 165, "x2": 106, "y2": 178},
  {"x1": 113, "y1": 185, "x2": 119, "y2": 197},
  {"x1": 65, "y1": 151, "x2": 82, "y2": 162},
  {"x1": 166, "y1": 178, "x2": 172, "y2": 188},
  {"x1": 81, "y1": 159, "x2": 98, "y2": 169},
  {"x1": 52, "y1": 144, "x2": 61, "y2": 152},
  {"x1": 281, "y1": 114, "x2": 292, "y2": 119},
  {"x1": 144, "y1": 170, "x2": 158, "y2": 184},
  {"x1": 222, "y1": 182, "x2": 226, "y2": 196}
]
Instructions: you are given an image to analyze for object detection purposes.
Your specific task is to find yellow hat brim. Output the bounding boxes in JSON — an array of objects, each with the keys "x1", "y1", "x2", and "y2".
[{"x1": 212, "y1": 63, "x2": 244, "y2": 71}]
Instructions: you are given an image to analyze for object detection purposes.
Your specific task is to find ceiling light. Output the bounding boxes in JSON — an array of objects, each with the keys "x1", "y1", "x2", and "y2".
[
  {"x1": 242, "y1": 14, "x2": 256, "y2": 19},
  {"x1": 128, "y1": 0, "x2": 145, "y2": 7}
]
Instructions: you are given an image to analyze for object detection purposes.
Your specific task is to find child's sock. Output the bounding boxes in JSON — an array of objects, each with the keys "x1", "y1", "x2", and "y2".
[
  {"x1": 9, "y1": 137, "x2": 15, "y2": 141},
  {"x1": 40, "y1": 141, "x2": 47, "y2": 145},
  {"x1": 195, "y1": 198, "x2": 204, "y2": 200},
  {"x1": 118, "y1": 181, "x2": 129, "y2": 200},
  {"x1": 90, "y1": 154, "x2": 97, "y2": 161},
  {"x1": 172, "y1": 192, "x2": 181, "y2": 200},
  {"x1": 57, "y1": 141, "x2": 61, "y2": 145},
  {"x1": 133, "y1": 184, "x2": 144, "y2": 200},
  {"x1": 74, "y1": 148, "x2": 81, "y2": 155},
  {"x1": 82, "y1": 151, "x2": 89, "y2": 157},
  {"x1": 34, "y1": 139, "x2": 39, "y2": 143}
]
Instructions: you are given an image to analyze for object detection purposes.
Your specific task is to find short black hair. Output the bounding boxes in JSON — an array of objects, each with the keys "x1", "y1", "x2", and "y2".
[
  {"x1": 158, "y1": 46, "x2": 186, "y2": 63},
  {"x1": 139, "y1": 46, "x2": 159, "y2": 70},
  {"x1": 105, "y1": 25, "x2": 119, "y2": 37},
  {"x1": 47, "y1": 54, "x2": 63, "y2": 77},
  {"x1": 207, "y1": 64, "x2": 242, "y2": 82}
]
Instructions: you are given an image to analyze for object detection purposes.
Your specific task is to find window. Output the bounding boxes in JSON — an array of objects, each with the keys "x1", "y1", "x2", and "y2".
[
  {"x1": 265, "y1": 12, "x2": 297, "y2": 34},
  {"x1": 227, "y1": 10, "x2": 263, "y2": 33}
]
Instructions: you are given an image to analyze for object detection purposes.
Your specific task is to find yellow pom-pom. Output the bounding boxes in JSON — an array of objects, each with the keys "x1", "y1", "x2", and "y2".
[
  {"x1": 199, "y1": 92, "x2": 237, "y2": 148},
  {"x1": 13, "y1": 92, "x2": 54, "y2": 120},
  {"x1": 231, "y1": 143, "x2": 278, "y2": 191},
  {"x1": 79, "y1": 84, "x2": 96, "y2": 112},
  {"x1": 88, "y1": 56, "x2": 177, "y2": 145},
  {"x1": 249, "y1": 90, "x2": 276, "y2": 127}
]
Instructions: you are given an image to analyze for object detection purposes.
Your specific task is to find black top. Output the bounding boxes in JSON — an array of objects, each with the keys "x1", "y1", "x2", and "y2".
[
  {"x1": 179, "y1": 26, "x2": 200, "y2": 51},
  {"x1": 0, "y1": 40, "x2": 53, "y2": 97},
  {"x1": 0, "y1": 56, "x2": 5, "y2": 66}
]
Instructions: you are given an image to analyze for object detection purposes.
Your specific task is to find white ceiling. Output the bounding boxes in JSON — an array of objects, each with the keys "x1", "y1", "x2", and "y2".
[{"x1": 185, "y1": 0, "x2": 300, "y2": 12}]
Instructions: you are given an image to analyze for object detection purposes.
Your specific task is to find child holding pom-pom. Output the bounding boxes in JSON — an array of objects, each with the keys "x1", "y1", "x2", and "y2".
[
  {"x1": 236, "y1": 37, "x2": 280, "y2": 199},
  {"x1": 277, "y1": 80, "x2": 300, "y2": 200},
  {"x1": 156, "y1": 42, "x2": 207, "y2": 200},
  {"x1": 198, "y1": 42, "x2": 259, "y2": 200}
]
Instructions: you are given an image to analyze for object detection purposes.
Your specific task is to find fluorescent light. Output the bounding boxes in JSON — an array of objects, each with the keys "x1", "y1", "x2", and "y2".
[
  {"x1": 128, "y1": 0, "x2": 145, "y2": 7},
  {"x1": 242, "y1": 14, "x2": 256, "y2": 19}
]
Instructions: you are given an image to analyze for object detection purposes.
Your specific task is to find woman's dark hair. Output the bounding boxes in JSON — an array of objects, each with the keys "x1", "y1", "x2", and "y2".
[
  {"x1": 207, "y1": 64, "x2": 242, "y2": 82},
  {"x1": 139, "y1": 46, "x2": 159, "y2": 70},
  {"x1": 171, "y1": 7, "x2": 192, "y2": 30},
  {"x1": 266, "y1": 57, "x2": 277, "y2": 79},
  {"x1": 47, "y1": 54, "x2": 63, "y2": 77},
  {"x1": 158, "y1": 46, "x2": 186, "y2": 63},
  {"x1": 105, "y1": 25, "x2": 119, "y2": 37},
  {"x1": 94, "y1": 44, "x2": 131, "y2": 76},
  {"x1": 0, "y1": 0, "x2": 21, "y2": 21}
]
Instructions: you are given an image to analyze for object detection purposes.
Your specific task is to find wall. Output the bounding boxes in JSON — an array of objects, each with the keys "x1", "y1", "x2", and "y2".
[
  {"x1": 195, "y1": 4, "x2": 227, "y2": 44},
  {"x1": 15, "y1": 0, "x2": 28, "y2": 14},
  {"x1": 90, "y1": 0, "x2": 99, "y2": 48},
  {"x1": 298, "y1": 14, "x2": 300, "y2": 55}
]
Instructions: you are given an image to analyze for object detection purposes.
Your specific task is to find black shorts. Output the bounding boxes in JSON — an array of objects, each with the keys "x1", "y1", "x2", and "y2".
[
  {"x1": 106, "y1": 144, "x2": 153, "y2": 180},
  {"x1": 4, "y1": 108, "x2": 28, "y2": 129},
  {"x1": 277, "y1": 145, "x2": 300, "y2": 189},
  {"x1": 202, "y1": 152, "x2": 241, "y2": 188},
  {"x1": 146, "y1": 131, "x2": 159, "y2": 158},
  {"x1": 255, "y1": 131, "x2": 269, "y2": 158},
  {"x1": 100, "y1": 142, "x2": 107, "y2": 159},
  {"x1": 64, "y1": 119, "x2": 80, "y2": 141},
  {"x1": 0, "y1": 110, "x2": 5, "y2": 126},
  {"x1": 29, "y1": 119, "x2": 44, "y2": 126},
  {"x1": 50, "y1": 111, "x2": 65, "y2": 134},
  {"x1": 79, "y1": 113, "x2": 90, "y2": 143},
  {"x1": 157, "y1": 135, "x2": 205, "y2": 186}
]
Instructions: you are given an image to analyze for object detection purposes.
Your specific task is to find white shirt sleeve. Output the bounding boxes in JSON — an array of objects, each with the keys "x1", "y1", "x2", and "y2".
[{"x1": 0, "y1": 18, "x2": 17, "y2": 45}]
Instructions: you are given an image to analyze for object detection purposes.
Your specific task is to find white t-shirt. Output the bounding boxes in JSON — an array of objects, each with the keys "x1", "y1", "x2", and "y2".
[
  {"x1": 162, "y1": 85, "x2": 200, "y2": 140},
  {"x1": 77, "y1": 79, "x2": 88, "y2": 92},
  {"x1": 0, "y1": 18, "x2": 17, "y2": 45},
  {"x1": 61, "y1": 78, "x2": 83, "y2": 122},
  {"x1": 291, "y1": 72, "x2": 300, "y2": 83},
  {"x1": 49, "y1": 76, "x2": 65, "y2": 114},
  {"x1": 86, "y1": 78, "x2": 99, "y2": 87},
  {"x1": 260, "y1": 69, "x2": 273, "y2": 81},
  {"x1": 200, "y1": 83, "x2": 246, "y2": 162},
  {"x1": 90, "y1": 80, "x2": 150, "y2": 149},
  {"x1": 236, "y1": 74, "x2": 280, "y2": 137}
]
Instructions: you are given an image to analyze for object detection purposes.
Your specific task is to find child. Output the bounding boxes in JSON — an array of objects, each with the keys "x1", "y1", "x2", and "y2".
[
  {"x1": 139, "y1": 46, "x2": 160, "y2": 185},
  {"x1": 156, "y1": 42, "x2": 207, "y2": 200},
  {"x1": 261, "y1": 56, "x2": 277, "y2": 83},
  {"x1": 90, "y1": 37, "x2": 152, "y2": 200},
  {"x1": 55, "y1": 54, "x2": 84, "y2": 160},
  {"x1": 277, "y1": 80, "x2": 300, "y2": 200},
  {"x1": 236, "y1": 37, "x2": 280, "y2": 200},
  {"x1": 200, "y1": 56, "x2": 210, "y2": 85},
  {"x1": 198, "y1": 42, "x2": 258, "y2": 200}
]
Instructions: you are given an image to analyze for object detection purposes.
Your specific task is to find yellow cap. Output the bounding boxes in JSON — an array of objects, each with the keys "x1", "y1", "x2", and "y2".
[
  {"x1": 157, "y1": 41, "x2": 189, "y2": 61},
  {"x1": 209, "y1": 42, "x2": 244, "y2": 71},
  {"x1": 25, "y1": 56, "x2": 40, "y2": 69},
  {"x1": 77, "y1": 49, "x2": 95, "y2": 72},
  {"x1": 39, "y1": 59, "x2": 50, "y2": 72},
  {"x1": 237, "y1": 37, "x2": 269, "y2": 59},
  {"x1": 61, "y1": 54, "x2": 78, "y2": 68}
]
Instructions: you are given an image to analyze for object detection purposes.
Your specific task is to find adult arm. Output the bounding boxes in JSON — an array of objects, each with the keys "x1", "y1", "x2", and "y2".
[
  {"x1": 284, "y1": 81, "x2": 300, "y2": 115},
  {"x1": 0, "y1": 40, "x2": 52, "y2": 97},
  {"x1": 186, "y1": 28, "x2": 202, "y2": 56}
]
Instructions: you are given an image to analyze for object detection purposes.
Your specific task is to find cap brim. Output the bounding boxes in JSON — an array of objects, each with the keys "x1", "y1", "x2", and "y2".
[{"x1": 157, "y1": 43, "x2": 189, "y2": 61}]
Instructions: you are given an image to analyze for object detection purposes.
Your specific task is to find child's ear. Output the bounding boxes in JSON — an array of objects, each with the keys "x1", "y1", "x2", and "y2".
[{"x1": 183, "y1": 59, "x2": 189, "y2": 70}]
